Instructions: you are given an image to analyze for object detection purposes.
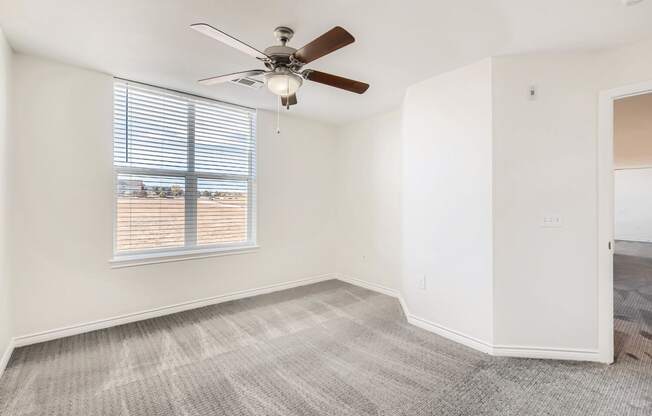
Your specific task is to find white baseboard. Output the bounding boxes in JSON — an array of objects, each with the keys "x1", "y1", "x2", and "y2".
[
  {"x1": 335, "y1": 275, "x2": 413, "y2": 320},
  {"x1": 0, "y1": 338, "x2": 14, "y2": 378},
  {"x1": 336, "y1": 274, "x2": 400, "y2": 298},
  {"x1": 406, "y1": 314, "x2": 494, "y2": 354},
  {"x1": 492, "y1": 345, "x2": 601, "y2": 362},
  {"x1": 9, "y1": 273, "x2": 604, "y2": 364},
  {"x1": 13, "y1": 273, "x2": 337, "y2": 348},
  {"x1": 337, "y1": 274, "x2": 492, "y2": 354},
  {"x1": 338, "y1": 275, "x2": 604, "y2": 363}
]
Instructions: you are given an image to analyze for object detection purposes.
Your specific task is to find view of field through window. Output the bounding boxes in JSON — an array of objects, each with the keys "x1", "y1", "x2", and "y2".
[
  {"x1": 113, "y1": 81, "x2": 255, "y2": 255},
  {"x1": 116, "y1": 176, "x2": 248, "y2": 252}
]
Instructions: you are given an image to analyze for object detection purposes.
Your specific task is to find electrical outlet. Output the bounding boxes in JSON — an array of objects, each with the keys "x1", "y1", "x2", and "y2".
[
  {"x1": 541, "y1": 216, "x2": 562, "y2": 228},
  {"x1": 418, "y1": 275, "x2": 427, "y2": 290}
]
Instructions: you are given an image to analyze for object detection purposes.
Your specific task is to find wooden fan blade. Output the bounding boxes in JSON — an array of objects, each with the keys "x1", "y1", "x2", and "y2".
[
  {"x1": 293, "y1": 27, "x2": 354, "y2": 64},
  {"x1": 305, "y1": 70, "x2": 369, "y2": 94},
  {"x1": 191, "y1": 23, "x2": 269, "y2": 61},
  {"x1": 281, "y1": 94, "x2": 298, "y2": 107},
  {"x1": 199, "y1": 70, "x2": 266, "y2": 86}
]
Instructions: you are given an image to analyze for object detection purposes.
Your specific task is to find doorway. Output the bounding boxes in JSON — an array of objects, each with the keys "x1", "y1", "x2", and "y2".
[
  {"x1": 599, "y1": 82, "x2": 652, "y2": 364},
  {"x1": 612, "y1": 93, "x2": 652, "y2": 362}
]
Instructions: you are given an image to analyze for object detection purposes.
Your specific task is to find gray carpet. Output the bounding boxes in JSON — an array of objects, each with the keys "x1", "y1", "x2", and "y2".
[
  {"x1": 614, "y1": 241, "x2": 652, "y2": 363},
  {"x1": 0, "y1": 278, "x2": 651, "y2": 415}
]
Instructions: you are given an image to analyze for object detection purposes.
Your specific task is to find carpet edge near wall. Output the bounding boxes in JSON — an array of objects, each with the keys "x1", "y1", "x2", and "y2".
[
  {"x1": 5, "y1": 272, "x2": 605, "y2": 366},
  {"x1": 337, "y1": 274, "x2": 495, "y2": 355},
  {"x1": 338, "y1": 274, "x2": 604, "y2": 362},
  {"x1": 0, "y1": 338, "x2": 14, "y2": 378},
  {"x1": 12, "y1": 273, "x2": 339, "y2": 348}
]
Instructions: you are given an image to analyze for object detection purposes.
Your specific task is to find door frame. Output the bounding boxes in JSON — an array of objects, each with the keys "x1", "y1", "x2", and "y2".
[{"x1": 597, "y1": 80, "x2": 652, "y2": 364}]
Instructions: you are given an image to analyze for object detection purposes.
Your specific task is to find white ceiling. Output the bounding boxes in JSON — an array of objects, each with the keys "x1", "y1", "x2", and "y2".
[{"x1": 1, "y1": 0, "x2": 652, "y2": 124}]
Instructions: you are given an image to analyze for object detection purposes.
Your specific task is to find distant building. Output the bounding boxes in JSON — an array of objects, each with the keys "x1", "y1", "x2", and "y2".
[{"x1": 117, "y1": 179, "x2": 145, "y2": 196}]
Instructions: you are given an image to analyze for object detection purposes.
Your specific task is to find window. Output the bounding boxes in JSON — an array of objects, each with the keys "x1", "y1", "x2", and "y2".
[{"x1": 112, "y1": 80, "x2": 257, "y2": 263}]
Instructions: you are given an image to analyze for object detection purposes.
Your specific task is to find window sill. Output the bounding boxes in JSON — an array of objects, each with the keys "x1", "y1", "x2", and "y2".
[{"x1": 110, "y1": 245, "x2": 260, "y2": 269}]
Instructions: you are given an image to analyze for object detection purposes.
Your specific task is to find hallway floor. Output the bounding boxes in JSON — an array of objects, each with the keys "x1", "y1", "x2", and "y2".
[{"x1": 614, "y1": 240, "x2": 652, "y2": 362}]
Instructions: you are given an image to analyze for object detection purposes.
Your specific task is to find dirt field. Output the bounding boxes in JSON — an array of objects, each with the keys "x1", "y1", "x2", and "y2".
[{"x1": 116, "y1": 196, "x2": 247, "y2": 252}]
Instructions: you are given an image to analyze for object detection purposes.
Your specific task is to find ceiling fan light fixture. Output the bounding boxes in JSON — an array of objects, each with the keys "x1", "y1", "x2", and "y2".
[{"x1": 264, "y1": 71, "x2": 302, "y2": 96}]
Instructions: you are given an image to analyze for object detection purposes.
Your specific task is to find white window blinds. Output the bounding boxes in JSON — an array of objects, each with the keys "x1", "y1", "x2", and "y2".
[{"x1": 113, "y1": 79, "x2": 257, "y2": 256}]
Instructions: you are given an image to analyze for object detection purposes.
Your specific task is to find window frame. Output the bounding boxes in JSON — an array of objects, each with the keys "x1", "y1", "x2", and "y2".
[{"x1": 110, "y1": 79, "x2": 258, "y2": 267}]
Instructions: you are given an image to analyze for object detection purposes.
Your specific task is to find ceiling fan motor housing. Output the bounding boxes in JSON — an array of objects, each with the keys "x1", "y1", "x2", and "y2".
[
  {"x1": 263, "y1": 45, "x2": 296, "y2": 60},
  {"x1": 265, "y1": 27, "x2": 304, "y2": 72},
  {"x1": 263, "y1": 44, "x2": 302, "y2": 71}
]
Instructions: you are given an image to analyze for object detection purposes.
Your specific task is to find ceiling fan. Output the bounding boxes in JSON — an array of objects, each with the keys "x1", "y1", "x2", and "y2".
[{"x1": 190, "y1": 23, "x2": 369, "y2": 108}]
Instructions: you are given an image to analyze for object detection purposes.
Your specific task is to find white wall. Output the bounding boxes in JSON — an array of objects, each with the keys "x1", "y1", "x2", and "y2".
[
  {"x1": 615, "y1": 168, "x2": 652, "y2": 243},
  {"x1": 401, "y1": 59, "x2": 494, "y2": 345},
  {"x1": 10, "y1": 54, "x2": 338, "y2": 337},
  {"x1": 492, "y1": 37, "x2": 652, "y2": 357},
  {"x1": 599, "y1": 37, "x2": 652, "y2": 90},
  {"x1": 492, "y1": 51, "x2": 601, "y2": 351},
  {"x1": 0, "y1": 28, "x2": 13, "y2": 365},
  {"x1": 334, "y1": 110, "x2": 402, "y2": 292}
]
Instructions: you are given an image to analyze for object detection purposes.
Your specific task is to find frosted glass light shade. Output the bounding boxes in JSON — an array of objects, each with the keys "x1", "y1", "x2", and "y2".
[{"x1": 265, "y1": 72, "x2": 302, "y2": 96}]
